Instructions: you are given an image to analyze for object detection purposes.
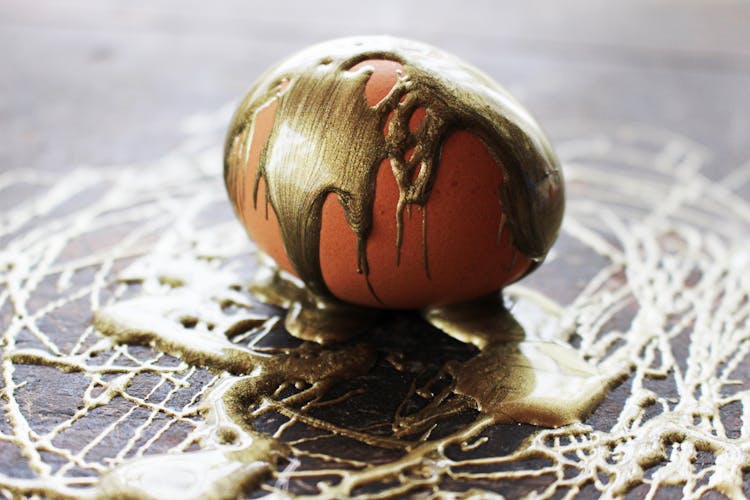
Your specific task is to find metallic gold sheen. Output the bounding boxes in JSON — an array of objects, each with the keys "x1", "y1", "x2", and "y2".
[{"x1": 224, "y1": 36, "x2": 564, "y2": 301}]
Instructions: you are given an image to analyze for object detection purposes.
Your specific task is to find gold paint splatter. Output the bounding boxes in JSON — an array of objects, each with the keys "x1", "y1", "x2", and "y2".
[{"x1": 85, "y1": 261, "x2": 610, "y2": 498}]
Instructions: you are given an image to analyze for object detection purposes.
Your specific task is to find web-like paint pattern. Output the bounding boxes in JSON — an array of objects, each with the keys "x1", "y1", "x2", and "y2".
[{"x1": 0, "y1": 108, "x2": 749, "y2": 498}]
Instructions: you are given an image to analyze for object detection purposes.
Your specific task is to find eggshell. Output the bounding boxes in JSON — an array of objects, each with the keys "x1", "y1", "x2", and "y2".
[{"x1": 233, "y1": 59, "x2": 531, "y2": 308}]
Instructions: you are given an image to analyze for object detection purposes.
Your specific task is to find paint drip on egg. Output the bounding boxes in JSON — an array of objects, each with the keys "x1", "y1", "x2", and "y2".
[{"x1": 224, "y1": 36, "x2": 564, "y2": 309}]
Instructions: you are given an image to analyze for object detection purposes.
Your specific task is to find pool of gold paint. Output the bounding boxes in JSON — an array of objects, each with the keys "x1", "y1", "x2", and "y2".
[{"x1": 84, "y1": 262, "x2": 617, "y2": 499}]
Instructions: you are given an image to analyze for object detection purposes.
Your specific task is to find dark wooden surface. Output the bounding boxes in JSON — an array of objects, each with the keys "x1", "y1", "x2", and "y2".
[{"x1": 2, "y1": 1, "x2": 749, "y2": 498}]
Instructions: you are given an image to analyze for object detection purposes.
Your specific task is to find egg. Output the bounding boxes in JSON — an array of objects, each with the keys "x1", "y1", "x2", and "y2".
[{"x1": 224, "y1": 37, "x2": 564, "y2": 309}]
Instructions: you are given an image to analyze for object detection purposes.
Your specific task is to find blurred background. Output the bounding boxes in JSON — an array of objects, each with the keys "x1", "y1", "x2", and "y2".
[{"x1": 1, "y1": 0, "x2": 749, "y2": 182}]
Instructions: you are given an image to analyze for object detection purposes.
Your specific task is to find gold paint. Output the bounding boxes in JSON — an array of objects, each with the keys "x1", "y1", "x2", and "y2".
[
  {"x1": 88, "y1": 286, "x2": 378, "y2": 498},
  {"x1": 92, "y1": 375, "x2": 288, "y2": 500},
  {"x1": 94, "y1": 444, "x2": 276, "y2": 500},
  {"x1": 224, "y1": 36, "x2": 564, "y2": 300},
  {"x1": 423, "y1": 294, "x2": 619, "y2": 427},
  {"x1": 249, "y1": 255, "x2": 376, "y2": 344}
]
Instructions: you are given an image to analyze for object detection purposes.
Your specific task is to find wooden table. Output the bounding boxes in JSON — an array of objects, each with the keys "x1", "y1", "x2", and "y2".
[{"x1": 2, "y1": 1, "x2": 749, "y2": 498}]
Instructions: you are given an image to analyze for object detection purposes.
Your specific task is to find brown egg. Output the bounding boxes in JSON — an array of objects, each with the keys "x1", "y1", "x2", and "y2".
[{"x1": 224, "y1": 37, "x2": 564, "y2": 309}]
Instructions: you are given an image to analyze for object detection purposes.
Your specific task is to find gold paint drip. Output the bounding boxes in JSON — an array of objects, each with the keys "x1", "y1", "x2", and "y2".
[{"x1": 225, "y1": 36, "x2": 564, "y2": 300}]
